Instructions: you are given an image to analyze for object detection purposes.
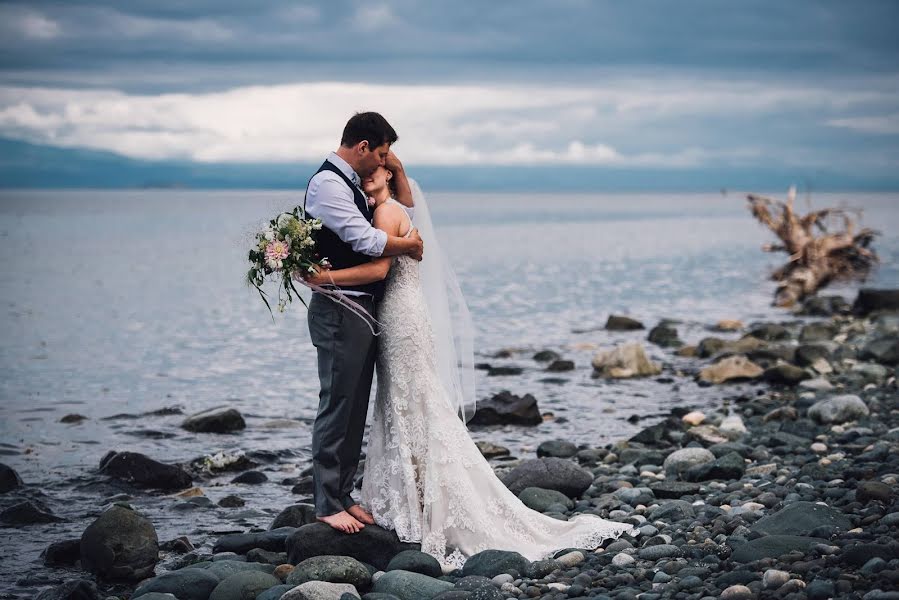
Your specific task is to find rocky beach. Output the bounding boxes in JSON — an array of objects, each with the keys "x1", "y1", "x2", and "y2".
[{"x1": 3, "y1": 286, "x2": 898, "y2": 600}]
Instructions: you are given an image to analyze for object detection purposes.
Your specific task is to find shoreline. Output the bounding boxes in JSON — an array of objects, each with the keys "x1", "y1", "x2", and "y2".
[{"x1": 2, "y1": 288, "x2": 898, "y2": 600}]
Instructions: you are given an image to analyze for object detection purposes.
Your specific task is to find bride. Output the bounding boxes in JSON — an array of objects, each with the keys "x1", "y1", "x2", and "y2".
[{"x1": 305, "y1": 166, "x2": 636, "y2": 569}]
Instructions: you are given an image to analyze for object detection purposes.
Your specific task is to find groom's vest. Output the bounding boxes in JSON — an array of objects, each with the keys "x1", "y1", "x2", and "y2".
[{"x1": 304, "y1": 160, "x2": 386, "y2": 300}]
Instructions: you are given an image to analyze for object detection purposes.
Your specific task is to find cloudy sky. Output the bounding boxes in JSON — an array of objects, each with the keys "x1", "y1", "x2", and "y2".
[{"x1": 1, "y1": 1, "x2": 898, "y2": 189}]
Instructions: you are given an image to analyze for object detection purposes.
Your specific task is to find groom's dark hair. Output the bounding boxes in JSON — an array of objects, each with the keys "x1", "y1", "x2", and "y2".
[{"x1": 340, "y1": 112, "x2": 398, "y2": 149}]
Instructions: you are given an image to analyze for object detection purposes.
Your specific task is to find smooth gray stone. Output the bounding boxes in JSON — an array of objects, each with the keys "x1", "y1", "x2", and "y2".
[
  {"x1": 204, "y1": 560, "x2": 275, "y2": 581},
  {"x1": 517, "y1": 487, "x2": 574, "y2": 512},
  {"x1": 80, "y1": 505, "x2": 158, "y2": 581},
  {"x1": 214, "y1": 528, "x2": 298, "y2": 554},
  {"x1": 636, "y1": 544, "x2": 681, "y2": 560},
  {"x1": 751, "y1": 501, "x2": 851, "y2": 536},
  {"x1": 461, "y1": 549, "x2": 529, "y2": 578},
  {"x1": 182, "y1": 407, "x2": 246, "y2": 433},
  {"x1": 287, "y1": 555, "x2": 371, "y2": 588},
  {"x1": 386, "y1": 550, "x2": 442, "y2": 578},
  {"x1": 731, "y1": 535, "x2": 826, "y2": 562},
  {"x1": 500, "y1": 457, "x2": 593, "y2": 497},
  {"x1": 257, "y1": 585, "x2": 295, "y2": 600},
  {"x1": 209, "y1": 571, "x2": 280, "y2": 600},
  {"x1": 133, "y1": 568, "x2": 220, "y2": 600},
  {"x1": 271, "y1": 504, "x2": 317, "y2": 530},
  {"x1": 282, "y1": 581, "x2": 359, "y2": 600},
  {"x1": 34, "y1": 579, "x2": 100, "y2": 600},
  {"x1": 372, "y1": 570, "x2": 453, "y2": 600}
]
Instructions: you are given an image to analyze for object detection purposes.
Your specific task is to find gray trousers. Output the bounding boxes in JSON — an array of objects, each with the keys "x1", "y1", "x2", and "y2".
[{"x1": 307, "y1": 292, "x2": 377, "y2": 517}]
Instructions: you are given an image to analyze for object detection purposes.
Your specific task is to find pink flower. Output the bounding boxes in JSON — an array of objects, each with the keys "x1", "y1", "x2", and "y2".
[{"x1": 264, "y1": 240, "x2": 289, "y2": 269}]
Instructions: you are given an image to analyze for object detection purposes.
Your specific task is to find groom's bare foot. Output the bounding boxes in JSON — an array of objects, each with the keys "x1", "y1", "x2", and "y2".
[
  {"x1": 317, "y1": 511, "x2": 364, "y2": 533},
  {"x1": 346, "y1": 504, "x2": 375, "y2": 525}
]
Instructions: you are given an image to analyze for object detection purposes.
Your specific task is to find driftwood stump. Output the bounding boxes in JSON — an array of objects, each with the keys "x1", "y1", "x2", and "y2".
[{"x1": 747, "y1": 187, "x2": 879, "y2": 307}]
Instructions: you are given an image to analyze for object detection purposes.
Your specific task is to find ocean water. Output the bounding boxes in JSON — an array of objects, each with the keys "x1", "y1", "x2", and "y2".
[{"x1": 0, "y1": 190, "x2": 896, "y2": 592}]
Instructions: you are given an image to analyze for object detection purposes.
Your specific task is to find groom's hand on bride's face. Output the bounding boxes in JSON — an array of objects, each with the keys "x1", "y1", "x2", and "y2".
[
  {"x1": 408, "y1": 229, "x2": 424, "y2": 261},
  {"x1": 384, "y1": 150, "x2": 403, "y2": 173}
]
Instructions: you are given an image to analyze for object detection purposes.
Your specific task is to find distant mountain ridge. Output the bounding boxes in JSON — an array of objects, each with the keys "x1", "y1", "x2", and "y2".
[{"x1": 1, "y1": 138, "x2": 896, "y2": 192}]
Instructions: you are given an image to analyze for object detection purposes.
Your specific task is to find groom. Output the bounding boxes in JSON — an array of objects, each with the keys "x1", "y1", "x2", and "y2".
[{"x1": 304, "y1": 112, "x2": 423, "y2": 533}]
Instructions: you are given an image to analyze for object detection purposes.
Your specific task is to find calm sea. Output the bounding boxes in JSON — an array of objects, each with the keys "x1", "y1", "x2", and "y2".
[{"x1": 0, "y1": 190, "x2": 896, "y2": 591}]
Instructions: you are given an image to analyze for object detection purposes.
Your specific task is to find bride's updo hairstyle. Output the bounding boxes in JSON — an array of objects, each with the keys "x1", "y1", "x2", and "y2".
[{"x1": 341, "y1": 111, "x2": 398, "y2": 149}]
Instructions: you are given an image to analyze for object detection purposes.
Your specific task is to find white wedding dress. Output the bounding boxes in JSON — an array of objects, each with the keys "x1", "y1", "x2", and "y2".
[{"x1": 361, "y1": 200, "x2": 636, "y2": 570}]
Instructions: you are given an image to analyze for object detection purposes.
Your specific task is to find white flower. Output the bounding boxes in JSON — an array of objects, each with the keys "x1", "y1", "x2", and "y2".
[
  {"x1": 277, "y1": 213, "x2": 292, "y2": 228},
  {"x1": 263, "y1": 228, "x2": 274, "y2": 241}
]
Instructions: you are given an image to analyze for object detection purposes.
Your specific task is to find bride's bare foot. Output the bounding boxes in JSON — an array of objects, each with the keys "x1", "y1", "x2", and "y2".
[
  {"x1": 346, "y1": 504, "x2": 375, "y2": 525},
  {"x1": 317, "y1": 511, "x2": 364, "y2": 533}
]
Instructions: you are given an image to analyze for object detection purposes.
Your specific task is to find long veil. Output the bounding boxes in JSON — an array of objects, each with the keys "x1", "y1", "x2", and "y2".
[{"x1": 410, "y1": 179, "x2": 477, "y2": 423}]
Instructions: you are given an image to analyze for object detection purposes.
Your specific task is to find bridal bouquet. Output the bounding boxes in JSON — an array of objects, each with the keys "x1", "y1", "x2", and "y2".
[{"x1": 247, "y1": 206, "x2": 330, "y2": 315}]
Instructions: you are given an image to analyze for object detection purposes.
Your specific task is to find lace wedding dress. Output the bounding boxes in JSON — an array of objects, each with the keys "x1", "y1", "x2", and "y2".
[{"x1": 361, "y1": 201, "x2": 636, "y2": 570}]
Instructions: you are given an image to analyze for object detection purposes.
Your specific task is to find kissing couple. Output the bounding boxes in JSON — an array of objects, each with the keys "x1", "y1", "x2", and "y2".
[{"x1": 301, "y1": 112, "x2": 635, "y2": 569}]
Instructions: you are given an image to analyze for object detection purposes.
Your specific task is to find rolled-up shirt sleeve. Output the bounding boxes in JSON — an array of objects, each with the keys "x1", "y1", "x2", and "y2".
[{"x1": 306, "y1": 175, "x2": 388, "y2": 257}]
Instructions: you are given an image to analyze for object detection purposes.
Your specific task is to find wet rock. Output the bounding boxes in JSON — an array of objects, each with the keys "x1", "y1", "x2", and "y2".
[
  {"x1": 795, "y1": 343, "x2": 833, "y2": 367},
  {"x1": 60, "y1": 413, "x2": 88, "y2": 424},
  {"x1": 715, "y1": 319, "x2": 745, "y2": 331},
  {"x1": 853, "y1": 288, "x2": 899, "y2": 316},
  {"x1": 683, "y1": 451, "x2": 745, "y2": 482},
  {"x1": 800, "y1": 322, "x2": 838, "y2": 342},
  {"x1": 857, "y1": 481, "x2": 894, "y2": 504},
  {"x1": 286, "y1": 523, "x2": 416, "y2": 571},
  {"x1": 42, "y1": 538, "x2": 81, "y2": 566},
  {"x1": 532, "y1": 350, "x2": 561, "y2": 362},
  {"x1": 605, "y1": 315, "x2": 645, "y2": 330},
  {"x1": 648, "y1": 500, "x2": 695, "y2": 522},
  {"x1": 0, "y1": 462, "x2": 23, "y2": 493},
  {"x1": 257, "y1": 585, "x2": 294, "y2": 600},
  {"x1": 205, "y1": 560, "x2": 275, "y2": 580},
  {"x1": 648, "y1": 481, "x2": 701, "y2": 499},
  {"x1": 372, "y1": 570, "x2": 451, "y2": 599},
  {"x1": 762, "y1": 569, "x2": 791, "y2": 590},
  {"x1": 629, "y1": 417, "x2": 683, "y2": 446},
  {"x1": 486, "y1": 366, "x2": 523, "y2": 376},
  {"x1": 214, "y1": 527, "x2": 297, "y2": 554},
  {"x1": 80, "y1": 504, "x2": 158, "y2": 581},
  {"x1": 182, "y1": 407, "x2": 246, "y2": 433},
  {"x1": 0, "y1": 500, "x2": 62, "y2": 524},
  {"x1": 591, "y1": 342, "x2": 661, "y2": 378},
  {"x1": 614, "y1": 486, "x2": 655, "y2": 506},
  {"x1": 840, "y1": 542, "x2": 899, "y2": 566},
  {"x1": 546, "y1": 359, "x2": 575, "y2": 372},
  {"x1": 218, "y1": 495, "x2": 245, "y2": 508},
  {"x1": 637, "y1": 544, "x2": 681, "y2": 560},
  {"x1": 231, "y1": 471, "x2": 268, "y2": 484},
  {"x1": 536, "y1": 440, "x2": 578, "y2": 458},
  {"x1": 697, "y1": 355, "x2": 763, "y2": 384},
  {"x1": 462, "y1": 550, "x2": 530, "y2": 578},
  {"x1": 475, "y1": 441, "x2": 510, "y2": 459},
  {"x1": 719, "y1": 415, "x2": 748, "y2": 439},
  {"x1": 648, "y1": 323, "x2": 682, "y2": 347},
  {"x1": 99, "y1": 451, "x2": 192, "y2": 491},
  {"x1": 518, "y1": 487, "x2": 575, "y2": 512},
  {"x1": 697, "y1": 336, "x2": 765, "y2": 358},
  {"x1": 290, "y1": 476, "x2": 314, "y2": 495},
  {"x1": 282, "y1": 581, "x2": 359, "y2": 600},
  {"x1": 500, "y1": 457, "x2": 593, "y2": 497},
  {"x1": 731, "y1": 535, "x2": 826, "y2": 562},
  {"x1": 720, "y1": 585, "x2": 753, "y2": 600},
  {"x1": 271, "y1": 504, "x2": 317, "y2": 529},
  {"x1": 806, "y1": 579, "x2": 835, "y2": 600},
  {"x1": 663, "y1": 448, "x2": 715, "y2": 477},
  {"x1": 246, "y1": 548, "x2": 287, "y2": 565},
  {"x1": 762, "y1": 363, "x2": 810, "y2": 385},
  {"x1": 751, "y1": 502, "x2": 851, "y2": 536},
  {"x1": 801, "y1": 295, "x2": 850, "y2": 316},
  {"x1": 386, "y1": 550, "x2": 442, "y2": 578},
  {"x1": 209, "y1": 571, "x2": 281, "y2": 600},
  {"x1": 807, "y1": 394, "x2": 869, "y2": 424},
  {"x1": 860, "y1": 336, "x2": 899, "y2": 366},
  {"x1": 287, "y1": 555, "x2": 371, "y2": 588},
  {"x1": 749, "y1": 323, "x2": 791, "y2": 341},
  {"x1": 132, "y1": 568, "x2": 220, "y2": 600},
  {"x1": 468, "y1": 391, "x2": 541, "y2": 426},
  {"x1": 34, "y1": 579, "x2": 100, "y2": 600}
]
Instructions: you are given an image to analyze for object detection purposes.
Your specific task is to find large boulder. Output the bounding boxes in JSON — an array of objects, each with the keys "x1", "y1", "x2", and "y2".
[
  {"x1": 286, "y1": 523, "x2": 417, "y2": 571},
  {"x1": 209, "y1": 571, "x2": 280, "y2": 600},
  {"x1": 468, "y1": 391, "x2": 541, "y2": 426},
  {"x1": 132, "y1": 568, "x2": 220, "y2": 600},
  {"x1": 286, "y1": 555, "x2": 371, "y2": 588},
  {"x1": 0, "y1": 500, "x2": 62, "y2": 525},
  {"x1": 182, "y1": 407, "x2": 246, "y2": 433},
  {"x1": 853, "y1": 288, "x2": 899, "y2": 316},
  {"x1": 663, "y1": 448, "x2": 715, "y2": 477},
  {"x1": 213, "y1": 527, "x2": 296, "y2": 554},
  {"x1": 80, "y1": 505, "x2": 158, "y2": 581},
  {"x1": 807, "y1": 395, "x2": 869, "y2": 424},
  {"x1": 698, "y1": 355, "x2": 763, "y2": 384},
  {"x1": 98, "y1": 451, "x2": 192, "y2": 491},
  {"x1": 386, "y1": 550, "x2": 443, "y2": 578},
  {"x1": 751, "y1": 501, "x2": 851, "y2": 536},
  {"x1": 605, "y1": 315, "x2": 645, "y2": 331},
  {"x1": 0, "y1": 462, "x2": 23, "y2": 493},
  {"x1": 372, "y1": 570, "x2": 452, "y2": 600},
  {"x1": 462, "y1": 550, "x2": 530, "y2": 578},
  {"x1": 591, "y1": 343, "x2": 661, "y2": 378},
  {"x1": 500, "y1": 457, "x2": 593, "y2": 497}
]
